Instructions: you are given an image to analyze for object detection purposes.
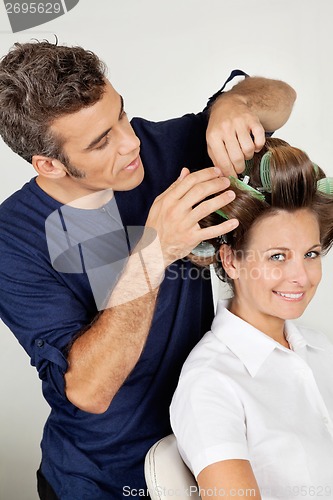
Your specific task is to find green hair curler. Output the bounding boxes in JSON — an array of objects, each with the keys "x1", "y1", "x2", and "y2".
[
  {"x1": 259, "y1": 151, "x2": 331, "y2": 195},
  {"x1": 228, "y1": 176, "x2": 265, "y2": 201},
  {"x1": 317, "y1": 178, "x2": 333, "y2": 195},
  {"x1": 259, "y1": 151, "x2": 272, "y2": 193},
  {"x1": 243, "y1": 157, "x2": 254, "y2": 177},
  {"x1": 215, "y1": 175, "x2": 265, "y2": 220}
]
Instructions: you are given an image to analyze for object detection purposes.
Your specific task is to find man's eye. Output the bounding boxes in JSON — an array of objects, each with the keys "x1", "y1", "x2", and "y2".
[
  {"x1": 95, "y1": 136, "x2": 110, "y2": 151},
  {"x1": 270, "y1": 253, "x2": 285, "y2": 262}
]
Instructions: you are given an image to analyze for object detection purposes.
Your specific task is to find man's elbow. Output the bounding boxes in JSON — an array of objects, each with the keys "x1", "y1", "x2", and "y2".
[
  {"x1": 285, "y1": 82, "x2": 297, "y2": 108},
  {"x1": 281, "y1": 81, "x2": 297, "y2": 116},
  {"x1": 263, "y1": 82, "x2": 297, "y2": 131},
  {"x1": 65, "y1": 385, "x2": 112, "y2": 415}
]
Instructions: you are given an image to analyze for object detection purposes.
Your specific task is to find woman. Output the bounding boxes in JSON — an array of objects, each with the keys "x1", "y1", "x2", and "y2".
[{"x1": 170, "y1": 138, "x2": 333, "y2": 499}]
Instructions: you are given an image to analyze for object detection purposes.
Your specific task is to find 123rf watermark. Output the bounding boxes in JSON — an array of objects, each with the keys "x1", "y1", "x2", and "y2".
[{"x1": 3, "y1": 0, "x2": 80, "y2": 32}]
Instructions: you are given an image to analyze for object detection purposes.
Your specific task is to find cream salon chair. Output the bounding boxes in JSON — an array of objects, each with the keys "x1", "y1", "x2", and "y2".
[{"x1": 144, "y1": 434, "x2": 200, "y2": 499}]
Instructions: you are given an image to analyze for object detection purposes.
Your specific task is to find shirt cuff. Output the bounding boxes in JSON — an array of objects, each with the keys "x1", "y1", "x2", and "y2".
[
  {"x1": 34, "y1": 338, "x2": 68, "y2": 396},
  {"x1": 190, "y1": 442, "x2": 250, "y2": 479},
  {"x1": 204, "y1": 69, "x2": 249, "y2": 111}
]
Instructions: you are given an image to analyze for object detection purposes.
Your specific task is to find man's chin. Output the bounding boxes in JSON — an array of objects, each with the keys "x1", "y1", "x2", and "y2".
[{"x1": 117, "y1": 165, "x2": 145, "y2": 191}]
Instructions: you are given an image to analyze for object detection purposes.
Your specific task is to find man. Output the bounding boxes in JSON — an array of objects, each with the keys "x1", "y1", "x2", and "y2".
[{"x1": 0, "y1": 40, "x2": 296, "y2": 499}]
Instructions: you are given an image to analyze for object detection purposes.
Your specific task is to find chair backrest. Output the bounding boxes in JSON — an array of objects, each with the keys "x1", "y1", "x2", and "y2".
[{"x1": 144, "y1": 434, "x2": 200, "y2": 499}]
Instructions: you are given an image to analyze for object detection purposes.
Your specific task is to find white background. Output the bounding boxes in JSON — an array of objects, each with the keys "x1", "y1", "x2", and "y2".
[{"x1": 0, "y1": 1, "x2": 332, "y2": 498}]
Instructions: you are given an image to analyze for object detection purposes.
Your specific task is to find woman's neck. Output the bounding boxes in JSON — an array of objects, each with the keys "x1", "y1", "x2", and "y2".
[{"x1": 229, "y1": 298, "x2": 290, "y2": 349}]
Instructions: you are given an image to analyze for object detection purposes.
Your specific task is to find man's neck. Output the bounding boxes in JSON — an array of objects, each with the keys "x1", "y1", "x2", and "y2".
[{"x1": 36, "y1": 176, "x2": 114, "y2": 209}]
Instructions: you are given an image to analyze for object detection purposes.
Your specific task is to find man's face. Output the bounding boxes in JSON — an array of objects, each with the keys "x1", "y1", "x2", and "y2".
[{"x1": 51, "y1": 80, "x2": 144, "y2": 194}]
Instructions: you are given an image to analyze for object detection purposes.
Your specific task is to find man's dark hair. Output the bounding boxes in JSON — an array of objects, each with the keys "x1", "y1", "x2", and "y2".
[{"x1": 0, "y1": 40, "x2": 107, "y2": 164}]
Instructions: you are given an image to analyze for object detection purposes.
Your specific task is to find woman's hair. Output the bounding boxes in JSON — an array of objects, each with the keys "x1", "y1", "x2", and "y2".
[
  {"x1": 0, "y1": 40, "x2": 107, "y2": 164},
  {"x1": 197, "y1": 138, "x2": 333, "y2": 282}
]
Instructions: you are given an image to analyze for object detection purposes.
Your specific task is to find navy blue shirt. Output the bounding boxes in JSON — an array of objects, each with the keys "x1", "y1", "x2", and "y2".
[{"x1": 0, "y1": 112, "x2": 216, "y2": 498}]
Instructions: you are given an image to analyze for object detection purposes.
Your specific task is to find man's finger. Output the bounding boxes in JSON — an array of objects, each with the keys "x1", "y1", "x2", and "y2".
[
  {"x1": 165, "y1": 167, "x2": 227, "y2": 201},
  {"x1": 198, "y1": 218, "x2": 239, "y2": 241},
  {"x1": 224, "y1": 135, "x2": 247, "y2": 174},
  {"x1": 251, "y1": 123, "x2": 266, "y2": 152},
  {"x1": 157, "y1": 167, "x2": 191, "y2": 198},
  {"x1": 180, "y1": 176, "x2": 232, "y2": 212},
  {"x1": 236, "y1": 128, "x2": 256, "y2": 160},
  {"x1": 178, "y1": 167, "x2": 190, "y2": 180},
  {"x1": 207, "y1": 140, "x2": 236, "y2": 177},
  {"x1": 190, "y1": 189, "x2": 236, "y2": 224},
  {"x1": 154, "y1": 166, "x2": 201, "y2": 202}
]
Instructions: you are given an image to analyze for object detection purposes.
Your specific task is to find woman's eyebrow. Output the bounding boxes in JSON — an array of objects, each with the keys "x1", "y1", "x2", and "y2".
[
  {"x1": 264, "y1": 244, "x2": 322, "y2": 252},
  {"x1": 264, "y1": 247, "x2": 289, "y2": 252}
]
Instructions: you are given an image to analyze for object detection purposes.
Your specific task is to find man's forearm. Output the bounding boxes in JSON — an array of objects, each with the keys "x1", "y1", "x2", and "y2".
[
  {"x1": 64, "y1": 167, "x2": 238, "y2": 414},
  {"x1": 226, "y1": 76, "x2": 297, "y2": 131},
  {"x1": 64, "y1": 235, "x2": 164, "y2": 414}
]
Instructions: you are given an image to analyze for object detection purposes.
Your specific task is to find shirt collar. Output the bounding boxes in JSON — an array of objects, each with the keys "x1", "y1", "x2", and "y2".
[
  {"x1": 211, "y1": 300, "x2": 323, "y2": 378},
  {"x1": 284, "y1": 321, "x2": 324, "y2": 353}
]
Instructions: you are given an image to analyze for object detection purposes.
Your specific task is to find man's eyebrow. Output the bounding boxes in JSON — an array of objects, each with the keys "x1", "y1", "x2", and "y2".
[{"x1": 84, "y1": 95, "x2": 125, "y2": 151}]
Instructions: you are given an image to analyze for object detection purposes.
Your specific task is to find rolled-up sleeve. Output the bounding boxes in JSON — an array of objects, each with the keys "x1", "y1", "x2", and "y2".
[
  {"x1": 0, "y1": 238, "x2": 90, "y2": 402},
  {"x1": 34, "y1": 338, "x2": 68, "y2": 395}
]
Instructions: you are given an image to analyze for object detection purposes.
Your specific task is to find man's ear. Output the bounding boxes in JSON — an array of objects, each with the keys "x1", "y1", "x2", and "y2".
[
  {"x1": 32, "y1": 156, "x2": 67, "y2": 179},
  {"x1": 219, "y1": 244, "x2": 240, "y2": 280}
]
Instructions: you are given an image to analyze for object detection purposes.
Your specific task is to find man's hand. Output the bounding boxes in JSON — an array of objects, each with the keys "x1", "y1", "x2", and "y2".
[
  {"x1": 65, "y1": 167, "x2": 239, "y2": 413},
  {"x1": 145, "y1": 167, "x2": 239, "y2": 267},
  {"x1": 207, "y1": 93, "x2": 265, "y2": 176},
  {"x1": 206, "y1": 76, "x2": 297, "y2": 176}
]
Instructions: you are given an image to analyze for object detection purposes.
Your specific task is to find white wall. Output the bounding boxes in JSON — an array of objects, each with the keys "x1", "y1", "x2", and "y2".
[{"x1": 0, "y1": 1, "x2": 332, "y2": 498}]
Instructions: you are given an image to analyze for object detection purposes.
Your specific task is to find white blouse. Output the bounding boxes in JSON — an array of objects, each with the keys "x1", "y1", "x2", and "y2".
[{"x1": 170, "y1": 300, "x2": 333, "y2": 499}]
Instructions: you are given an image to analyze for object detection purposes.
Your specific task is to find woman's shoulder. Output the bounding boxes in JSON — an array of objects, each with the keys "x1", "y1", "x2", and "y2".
[
  {"x1": 175, "y1": 328, "x2": 244, "y2": 400},
  {"x1": 294, "y1": 322, "x2": 333, "y2": 349}
]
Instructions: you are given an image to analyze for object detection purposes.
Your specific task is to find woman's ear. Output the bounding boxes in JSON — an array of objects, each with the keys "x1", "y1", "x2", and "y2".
[
  {"x1": 219, "y1": 244, "x2": 240, "y2": 280},
  {"x1": 32, "y1": 156, "x2": 67, "y2": 179}
]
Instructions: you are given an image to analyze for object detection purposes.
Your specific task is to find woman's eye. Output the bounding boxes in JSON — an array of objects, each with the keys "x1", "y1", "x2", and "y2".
[
  {"x1": 270, "y1": 253, "x2": 285, "y2": 262},
  {"x1": 305, "y1": 250, "x2": 320, "y2": 259}
]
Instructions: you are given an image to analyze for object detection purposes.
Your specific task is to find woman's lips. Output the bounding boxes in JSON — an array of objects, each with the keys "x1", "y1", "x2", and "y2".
[{"x1": 273, "y1": 291, "x2": 305, "y2": 302}]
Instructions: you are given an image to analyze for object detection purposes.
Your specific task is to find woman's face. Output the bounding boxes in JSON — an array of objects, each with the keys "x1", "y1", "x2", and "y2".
[{"x1": 227, "y1": 209, "x2": 322, "y2": 331}]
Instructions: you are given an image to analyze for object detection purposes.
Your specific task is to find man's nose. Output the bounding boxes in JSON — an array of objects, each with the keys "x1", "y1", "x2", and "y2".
[{"x1": 117, "y1": 122, "x2": 140, "y2": 156}]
